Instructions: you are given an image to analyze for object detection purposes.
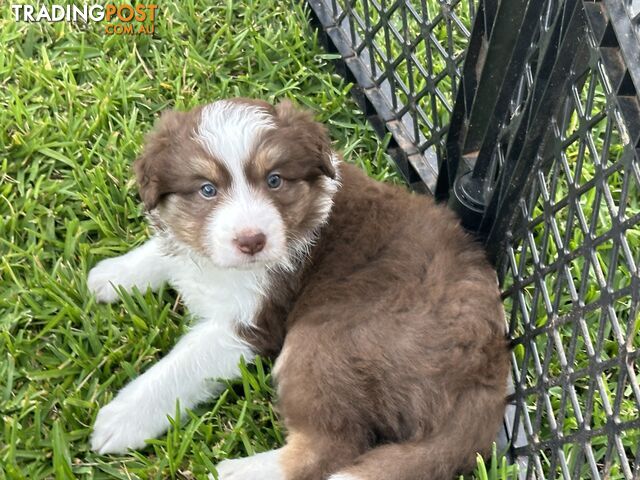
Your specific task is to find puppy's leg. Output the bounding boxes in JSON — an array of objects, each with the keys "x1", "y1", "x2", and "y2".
[
  {"x1": 88, "y1": 236, "x2": 170, "y2": 303},
  {"x1": 279, "y1": 430, "x2": 364, "y2": 480},
  {"x1": 326, "y1": 387, "x2": 506, "y2": 480},
  {"x1": 213, "y1": 431, "x2": 362, "y2": 480},
  {"x1": 91, "y1": 321, "x2": 253, "y2": 454}
]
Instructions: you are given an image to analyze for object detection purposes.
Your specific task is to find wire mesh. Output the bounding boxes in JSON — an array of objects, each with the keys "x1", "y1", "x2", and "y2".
[
  {"x1": 502, "y1": 50, "x2": 640, "y2": 480},
  {"x1": 308, "y1": 0, "x2": 475, "y2": 191},
  {"x1": 308, "y1": 0, "x2": 640, "y2": 479},
  {"x1": 487, "y1": 3, "x2": 640, "y2": 476}
]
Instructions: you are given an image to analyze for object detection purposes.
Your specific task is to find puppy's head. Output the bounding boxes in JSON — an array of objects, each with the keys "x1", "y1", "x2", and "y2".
[{"x1": 134, "y1": 98, "x2": 340, "y2": 269}]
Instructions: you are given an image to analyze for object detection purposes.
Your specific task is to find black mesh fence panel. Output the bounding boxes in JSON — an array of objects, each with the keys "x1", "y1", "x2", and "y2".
[
  {"x1": 309, "y1": 0, "x2": 476, "y2": 191},
  {"x1": 307, "y1": 0, "x2": 640, "y2": 478},
  {"x1": 501, "y1": 25, "x2": 640, "y2": 480}
]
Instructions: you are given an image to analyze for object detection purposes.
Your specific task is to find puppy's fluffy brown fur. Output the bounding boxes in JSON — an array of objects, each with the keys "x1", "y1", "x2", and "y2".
[
  {"x1": 250, "y1": 163, "x2": 509, "y2": 480},
  {"x1": 89, "y1": 98, "x2": 509, "y2": 479}
]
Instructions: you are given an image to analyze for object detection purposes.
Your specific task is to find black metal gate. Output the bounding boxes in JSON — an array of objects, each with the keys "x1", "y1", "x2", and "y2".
[{"x1": 307, "y1": 0, "x2": 640, "y2": 478}]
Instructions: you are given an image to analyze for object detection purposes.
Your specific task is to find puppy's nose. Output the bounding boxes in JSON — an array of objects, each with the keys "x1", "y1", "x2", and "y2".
[{"x1": 234, "y1": 232, "x2": 266, "y2": 255}]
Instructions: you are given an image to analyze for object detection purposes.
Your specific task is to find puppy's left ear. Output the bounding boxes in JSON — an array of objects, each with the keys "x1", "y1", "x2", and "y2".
[
  {"x1": 274, "y1": 100, "x2": 336, "y2": 179},
  {"x1": 134, "y1": 110, "x2": 186, "y2": 210}
]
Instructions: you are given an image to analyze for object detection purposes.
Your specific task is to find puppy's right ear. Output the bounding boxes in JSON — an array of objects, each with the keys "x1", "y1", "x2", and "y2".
[
  {"x1": 274, "y1": 100, "x2": 336, "y2": 180},
  {"x1": 134, "y1": 110, "x2": 185, "y2": 210}
]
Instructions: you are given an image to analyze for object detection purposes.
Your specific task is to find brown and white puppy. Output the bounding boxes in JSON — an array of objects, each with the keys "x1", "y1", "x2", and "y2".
[{"x1": 88, "y1": 98, "x2": 509, "y2": 480}]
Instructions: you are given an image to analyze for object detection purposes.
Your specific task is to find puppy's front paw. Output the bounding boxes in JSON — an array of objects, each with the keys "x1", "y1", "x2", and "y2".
[
  {"x1": 91, "y1": 396, "x2": 166, "y2": 454},
  {"x1": 87, "y1": 257, "x2": 129, "y2": 303}
]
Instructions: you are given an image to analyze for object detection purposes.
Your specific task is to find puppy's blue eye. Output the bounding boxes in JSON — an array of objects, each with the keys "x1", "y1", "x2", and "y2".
[
  {"x1": 200, "y1": 183, "x2": 217, "y2": 198},
  {"x1": 266, "y1": 173, "x2": 282, "y2": 189}
]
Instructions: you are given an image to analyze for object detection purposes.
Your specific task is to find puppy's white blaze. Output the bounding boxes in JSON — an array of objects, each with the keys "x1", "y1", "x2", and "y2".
[
  {"x1": 196, "y1": 101, "x2": 287, "y2": 269},
  {"x1": 197, "y1": 100, "x2": 275, "y2": 177},
  {"x1": 328, "y1": 474, "x2": 364, "y2": 480}
]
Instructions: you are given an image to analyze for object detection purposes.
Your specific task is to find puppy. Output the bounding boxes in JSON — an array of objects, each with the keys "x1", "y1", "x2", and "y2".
[{"x1": 88, "y1": 98, "x2": 509, "y2": 480}]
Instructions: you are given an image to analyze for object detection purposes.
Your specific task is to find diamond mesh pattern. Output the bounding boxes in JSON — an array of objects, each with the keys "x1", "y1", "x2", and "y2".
[
  {"x1": 502, "y1": 52, "x2": 640, "y2": 478},
  {"x1": 346, "y1": 0, "x2": 472, "y2": 150},
  {"x1": 309, "y1": 0, "x2": 475, "y2": 190}
]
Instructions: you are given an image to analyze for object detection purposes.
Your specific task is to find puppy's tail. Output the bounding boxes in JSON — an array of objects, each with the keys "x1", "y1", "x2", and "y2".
[{"x1": 329, "y1": 388, "x2": 505, "y2": 480}]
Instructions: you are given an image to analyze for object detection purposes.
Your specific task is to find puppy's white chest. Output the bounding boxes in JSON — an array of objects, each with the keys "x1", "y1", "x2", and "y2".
[{"x1": 166, "y1": 254, "x2": 268, "y2": 328}]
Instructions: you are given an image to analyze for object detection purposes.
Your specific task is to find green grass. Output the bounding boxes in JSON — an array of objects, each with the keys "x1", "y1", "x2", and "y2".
[{"x1": 0, "y1": 1, "x2": 517, "y2": 479}]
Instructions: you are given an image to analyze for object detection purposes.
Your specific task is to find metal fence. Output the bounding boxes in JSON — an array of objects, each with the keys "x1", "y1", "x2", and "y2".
[{"x1": 307, "y1": 0, "x2": 640, "y2": 478}]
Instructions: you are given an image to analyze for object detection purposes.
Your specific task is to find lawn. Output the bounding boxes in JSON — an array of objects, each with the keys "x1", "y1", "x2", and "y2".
[{"x1": 0, "y1": 1, "x2": 517, "y2": 479}]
